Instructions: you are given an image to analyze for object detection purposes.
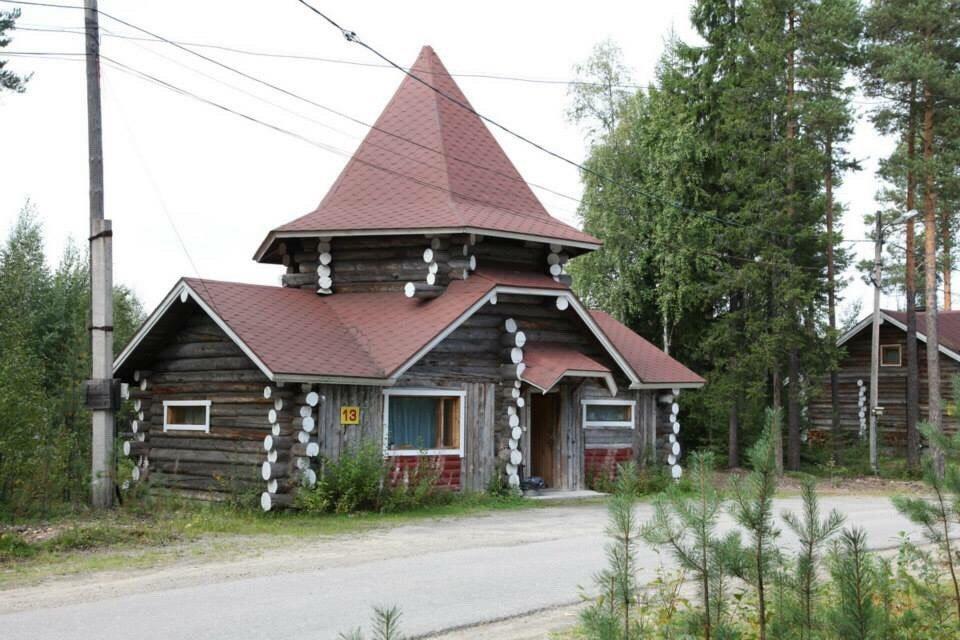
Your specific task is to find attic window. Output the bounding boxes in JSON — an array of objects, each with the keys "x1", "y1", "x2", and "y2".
[
  {"x1": 881, "y1": 344, "x2": 902, "y2": 367},
  {"x1": 383, "y1": 389, "x2": 465, "y2": 456},
  {"x1": 163, "y1": 400, "x2": 211, "y2": 432}
]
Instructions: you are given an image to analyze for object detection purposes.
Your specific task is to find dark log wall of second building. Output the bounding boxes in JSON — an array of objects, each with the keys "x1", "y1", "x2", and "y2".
[{"x1": 808, "y1": 322, "x2": 960, "y2": 451}]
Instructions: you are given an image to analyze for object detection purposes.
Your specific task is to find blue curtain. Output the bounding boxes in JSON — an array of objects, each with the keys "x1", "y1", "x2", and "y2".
[{"x1": 388, "y1": 396, "x2": 436, "y2": 450}]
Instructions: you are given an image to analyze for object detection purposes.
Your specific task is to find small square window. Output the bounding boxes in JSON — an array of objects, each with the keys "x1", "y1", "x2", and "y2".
[
  {"x1": 163, "y1": 400, "x2": 211, "y2": 432},
  {"x1": 881, "y1": 345, "x2": 902, "y2": 367}
]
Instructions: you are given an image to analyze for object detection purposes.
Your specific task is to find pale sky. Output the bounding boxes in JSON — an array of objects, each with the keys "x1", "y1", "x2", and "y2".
[{"x1": 0, "y1": 0, "x2": 899, "y2": 321}]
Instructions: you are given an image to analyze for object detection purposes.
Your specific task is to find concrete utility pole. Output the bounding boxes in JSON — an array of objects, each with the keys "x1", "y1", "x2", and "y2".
[{"x1": 85, "y1": 0, "x2": 115, "y2": 508}]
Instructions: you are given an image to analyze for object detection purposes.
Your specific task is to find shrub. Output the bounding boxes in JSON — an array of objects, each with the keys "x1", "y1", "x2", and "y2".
[{"x1": 298, "y1": 442, "x2": 386, "y2": 514}]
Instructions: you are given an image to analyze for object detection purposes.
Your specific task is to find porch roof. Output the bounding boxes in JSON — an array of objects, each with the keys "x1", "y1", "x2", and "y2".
[{"x1": 522, "y1": 342, "x2": 617, "y2": 396}]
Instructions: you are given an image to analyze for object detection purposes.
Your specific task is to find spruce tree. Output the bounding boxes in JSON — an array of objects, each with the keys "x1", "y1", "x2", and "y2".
[{"x1": 0, "y1": 8, "x2": 29, "y2": 93}]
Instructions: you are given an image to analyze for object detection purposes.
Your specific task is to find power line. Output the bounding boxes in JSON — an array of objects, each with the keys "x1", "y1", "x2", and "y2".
[
  {"x1": 3, "y1": 2, "x2": 588, "y2": 209},
  {"x1": 294, "y1": 0, "x2": 795, "y2": 241},
  {"x1": 12, "y1": 23, "x2": 648, "y2": 90},
  {"x1": 3, "y1": 0, "x2": 789, "y2": 239}
]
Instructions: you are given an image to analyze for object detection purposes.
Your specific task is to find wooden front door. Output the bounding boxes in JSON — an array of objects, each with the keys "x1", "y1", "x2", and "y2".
[{"x1": 530, "y1": 393, "x2": 560, "y2": 487}]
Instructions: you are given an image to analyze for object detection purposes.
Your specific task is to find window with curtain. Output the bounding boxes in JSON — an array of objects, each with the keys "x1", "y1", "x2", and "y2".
[{"x1": 386, "y1": 394, "x2": 461, "y2": 453}]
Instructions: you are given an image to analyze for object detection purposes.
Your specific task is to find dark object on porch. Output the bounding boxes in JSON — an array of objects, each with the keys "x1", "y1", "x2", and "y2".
[{"x1": 521, "y1": 476, "x2": 546, "y2": 491}]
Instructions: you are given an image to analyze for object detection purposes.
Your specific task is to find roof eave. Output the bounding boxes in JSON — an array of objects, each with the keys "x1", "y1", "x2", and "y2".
[{"x1": 253, "y1": 227, "x2": 602, "y2": 262}]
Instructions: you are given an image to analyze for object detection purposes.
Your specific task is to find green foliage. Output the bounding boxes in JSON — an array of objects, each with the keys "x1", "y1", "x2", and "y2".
[
  {"x1": 1, "y1": 8, "x2": 30, "y2": 93},
  {"x1": 891, "y1": 420, "x2": 960, "y2": 628},
  {"x1": 297, "y1": 442, "x2": 386, "y2": 514},
  {"x1": 0, "y1": 204, "x2": 144, "y2": 517},
  {"x1": 726, "y1": 410, "x2": 782, "y2": 640},
  {"x1": 826, "y1": 527, "x2": 885, "y2": 640},
  {"x1": 581, "y1": 461, "x2": 644, "y2": 639},
  {"x1": 338, "y1": 605, "x2": 404, "y2": 640},
  {"x1": 777, "y1": 477, "x2": 845, "y2": 639},
  {"x1": 642, "y1": 451, "x2": 732, "y2": 639},
  {"x1": 296, "y1": 444, "x2": 457, "y2": 515}
]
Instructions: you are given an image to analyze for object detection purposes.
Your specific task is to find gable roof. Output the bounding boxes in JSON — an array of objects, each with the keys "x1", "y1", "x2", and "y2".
[
  {"x1": 254, "y1": 46, "x2": 600, "y2": 261},
  {"x1": 589, "y1": 310, "x2": 706, "y2": 388},
  {"x1": 838, "y1": 309, "x2": 960, "y2": 362},
  {"x1": 522, "y1": 343, "x2": 617, "y2": 396},
  {"x1": 115, "y1": 276, "x2": 703, "y2": 389}
]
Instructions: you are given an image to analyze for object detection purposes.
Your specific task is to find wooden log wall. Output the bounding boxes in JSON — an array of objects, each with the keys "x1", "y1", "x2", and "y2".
[
  {"x1": 259, "y1": 383, "x2": 321, "y2": 511},
  {"x1": 807, "y1": 322, "x2": 960, "y2": 453},
  {"x1": 120, "y1": 314, "x2": 277, "y2": 502}
]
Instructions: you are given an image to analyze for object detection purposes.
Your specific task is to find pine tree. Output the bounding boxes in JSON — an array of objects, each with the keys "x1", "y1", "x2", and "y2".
[
  {"x1": 781, "y1": 478, "x2": 845, "y2": 638},
  {"x1": 642, "y1": 451, "x2": 730, "y2": 639},
  {"x1": 891, "y1": 418, "x2": 960, "y2": 627},
  {"x1": 863, "y1": 0, "x2": 960, "y2": 474},
  {"x1": 727, "y1": 409, "x2": 781, "y2": 640},
  {"x1": 827, "y1": 527, "x2": 884, "y2": 640}
]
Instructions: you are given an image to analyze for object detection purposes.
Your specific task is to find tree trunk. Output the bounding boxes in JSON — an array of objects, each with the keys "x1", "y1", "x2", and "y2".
[
  {"x1": 905, "y1": 88, "x2": 921, "y2": 470},
  {"x1": 941, "y1": 204, "x2": 952, "y2": 310},
  {"x1": 787, "y1": 349, "x2": 801, "y2": 471},
  {"x1": 825, "y1": 137, "x2": 841, "y2": 456},
  {"x1": 772, "y1": 368, "x2": 783, "y2": 476},
  {"x1": 922, "y1": 86, "x2": 944, "y2": 474},
  {"x1": 729, "y1": 391, "x2": 740, "y2": 468}
]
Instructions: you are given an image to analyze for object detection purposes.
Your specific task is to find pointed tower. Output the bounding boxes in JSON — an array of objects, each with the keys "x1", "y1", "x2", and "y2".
[{"x1": 254, "y1": 46, "x2": 599, "y2": 296}]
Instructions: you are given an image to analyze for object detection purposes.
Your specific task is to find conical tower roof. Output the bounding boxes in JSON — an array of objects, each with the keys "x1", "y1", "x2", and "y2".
[{"x1": 256, "y1": 46, "x2": 599, "y2": 260}]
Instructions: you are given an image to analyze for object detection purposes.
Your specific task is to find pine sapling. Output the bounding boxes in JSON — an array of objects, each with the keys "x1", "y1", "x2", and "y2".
[
  {"x1": 827, "y1": 527, "x2": 882, "y2": 640},
  {"x1": 641, "y1": 451, "x2": 726, "y2": 639},
  {"x1": 728, "y1": 409, "x2": 781, "y2": 640},
  {"x1": 781, "y1": 477, "x2": 844, "y2": 639},
  {"x1": 338, "y1": 606, "x2": 404, "y2": 640},
  {"x1": 891, "y1": 421, "x2": 960, "y2": 626}
]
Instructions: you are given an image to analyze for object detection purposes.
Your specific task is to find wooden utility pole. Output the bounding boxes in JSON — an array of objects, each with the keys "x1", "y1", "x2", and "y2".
[
  {"x1": 869, "y1": 213, "x2": 882, "y2": 475},
  {"x1": 85, "y1": 0, "x2": 115, "y2": 508}
]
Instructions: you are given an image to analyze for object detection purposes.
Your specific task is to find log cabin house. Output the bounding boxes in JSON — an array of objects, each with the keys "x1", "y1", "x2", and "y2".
[
  {"x1": 808, "y1": 309, "x2": 960, "y2": 451},
  {"x1": 113, "y1": 46, "x2": 704, "y2": 509}
]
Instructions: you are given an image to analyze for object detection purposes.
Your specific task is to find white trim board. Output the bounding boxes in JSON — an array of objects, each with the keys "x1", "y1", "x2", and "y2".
[
  {"x1": 382, "y1": 388, "x2": 466, "y2": 458},
  {"x1": 837, "y1": 311, "x2": 960, "y2": 363},
  {"x1": 253, "y1": 227, "x2": 601, "y2": 262}
]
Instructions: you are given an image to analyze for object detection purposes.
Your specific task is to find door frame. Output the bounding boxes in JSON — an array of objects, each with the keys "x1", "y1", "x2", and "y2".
[{"x1": 523, "y1": 388, "x2": 564, "y2": 488}]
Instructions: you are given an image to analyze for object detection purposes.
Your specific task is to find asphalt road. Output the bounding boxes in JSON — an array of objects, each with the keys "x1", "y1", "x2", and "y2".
[{"x1": 0, "y1": 496, "x2": 932, "y2": 639}]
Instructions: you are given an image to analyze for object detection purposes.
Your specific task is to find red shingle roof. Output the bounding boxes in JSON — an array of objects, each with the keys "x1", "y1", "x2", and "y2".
[
  {"x1": 590, "y1": 310, "x2": 706, "y2": 386},
  {"x1": 257, "y1": 46, "x2": 599, "y2": 257},
  {"x1": 522, "y1": 342, "x2": 612, "y2": 393},
  {"x1": 881, "y1": 309, "x2": 960, "y2": 355},
  {"x1": 119, "y1": 276, "x2": 702, "y2": 388},
  {"x1": 182, "y1": 276, "x2": 493, "y2": 379}
]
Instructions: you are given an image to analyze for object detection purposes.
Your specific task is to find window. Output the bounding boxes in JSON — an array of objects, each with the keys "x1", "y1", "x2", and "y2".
[
  {"x1": 163, "y1": 400, "x2": 211, "y2": 432},
  {"x1": 881, "y1": 344, "x2": 902, "y2": 367},
  {"x1": 582, "y1": 399, "x2": 635, "y2": 428},
  {"x1": 383, "y1": 389, "x2": 465, "y2": 456}
]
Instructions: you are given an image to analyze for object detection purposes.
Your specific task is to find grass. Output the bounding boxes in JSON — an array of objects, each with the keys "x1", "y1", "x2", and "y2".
[{"x1": 0, "y1": 491, "x2": 534, "y2": 588}]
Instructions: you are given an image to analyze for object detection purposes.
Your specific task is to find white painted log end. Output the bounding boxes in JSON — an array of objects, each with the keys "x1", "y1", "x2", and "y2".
[
  {"x1": 306, "y1": 442, "x2": 320, "y2": 457},
  {"x1": 511, "y1": 426, "x2": 522, "y2": 440},
  {"x1": 508, "y1": 414, "x2": 520, "y2": 428},
  {"x1": 549, "y1": 243, "x2": 563, "y2": 253},
  {"x1": 302, "y1": 416, "x2": 316, "y2": 433},
  {"x1": 514, "y1": 330, "x2": 527, "y2": 347},
  {"x1": 516, "y1": 396, "x2": 525, "y2": 408},
  {"x1": 305, "y1": 391, "x2": 320, "y2": 407},
  {"x1": 508, "y1": 438, "x2": 518, "y2": 450},
  {"x1": 508, "y1": 473, "x2": 520, "y2": 488},
  {"x1": 489, "y1": 292, "x2": 498, "y2": 305},
  {"x1": 263, "y1": 386, "x2": 273, "y2": 399},
  {"x1": 504, "y1": 318, "x2": 518, "y2": 333},
  {"x1": 299, "y1": 405, "x2": 312, "y2": 418},
  {"x1": 671, "y1": 465, "x2": 682, "y2": 480},
  {"x1": 260, "y1": 492, "x2": 273, "y2": 512},
  {"x1": 273, "y1": 398, "x2": 283, "y2": 411},
  {"x1": 509, "y1": 449, "x2": 523, "y2": 466},
  {"x1": 268, "y1": 409, "x2": 278, "y2": 424},
  {"x1": 426, "y1": 272, "x2": 437, "y2": 286},
  {"x1": 508, "y1": 347, "x2": 523, "y2": 364},
  {"x1": 555, "y1": 296, "x2": 569, "y2": 311},
  {"x1": 422, "y1": 248, "x2": 434, "y2": 263},
  {"x1": 404, "y1": 282, "x2": 416, "y2": 298},
  {"x1": 319, "y1": 252, "x2": 333, "y2": 266},
  {"x1": 297, "y1": 431, "x2": 310, "y2": 444},
  {"x1": 548, "y1": 263, "x2": 563, "y2": 277},
  {"x1": 469, "y1": 255, "x2": 477, "y2": 271}
]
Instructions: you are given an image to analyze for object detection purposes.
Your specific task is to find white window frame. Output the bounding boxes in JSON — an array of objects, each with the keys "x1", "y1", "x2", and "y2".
[
  {"x1": 880, "y1": 344, "x2": 902, "y2": 367},
  {"x1": 581, "y1": 399, "x2": 636, "y2": 429},
  {"x1": 382, "y1": 388, "x2": 466, "y2": 457},
  {"x1": 162, "y1": 400, "x2": 212, "y2": 433}
]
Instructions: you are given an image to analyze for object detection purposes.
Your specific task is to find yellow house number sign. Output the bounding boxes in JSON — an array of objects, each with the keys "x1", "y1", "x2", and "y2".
[{"x1": 340, "y1": 406, "x2": 360, "y2": 425}]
